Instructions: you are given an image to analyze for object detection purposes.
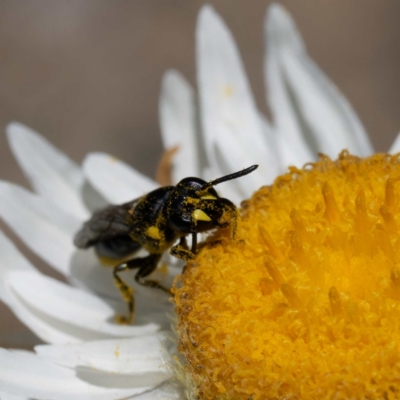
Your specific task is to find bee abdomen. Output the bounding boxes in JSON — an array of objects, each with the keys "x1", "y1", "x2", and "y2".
[{"x1": 95, "y1": 236, "x2": 141, "y2": 259}]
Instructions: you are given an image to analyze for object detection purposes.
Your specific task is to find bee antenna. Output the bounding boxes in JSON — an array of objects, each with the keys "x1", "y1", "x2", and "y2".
[{"x1": 199, "y1": 165, "x2": 259, "y2": 191}]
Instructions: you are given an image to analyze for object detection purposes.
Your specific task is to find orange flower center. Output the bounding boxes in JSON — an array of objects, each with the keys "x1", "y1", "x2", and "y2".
[{"x1": 174, "y1": 152, "x2": 400, "y2": 400}]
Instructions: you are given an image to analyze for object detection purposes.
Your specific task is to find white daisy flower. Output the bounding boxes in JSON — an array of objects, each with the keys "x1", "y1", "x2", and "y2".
[{"x1": 0, "y1": 3, "x2": 398, "y2": 399}]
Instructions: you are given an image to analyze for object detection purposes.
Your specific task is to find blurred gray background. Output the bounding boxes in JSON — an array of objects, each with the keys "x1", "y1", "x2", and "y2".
[{"x1": 1, "y1": 0, "x2": 400, "y2": 348}]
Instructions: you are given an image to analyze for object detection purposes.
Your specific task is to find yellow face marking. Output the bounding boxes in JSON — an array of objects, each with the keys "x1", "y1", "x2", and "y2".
[
  {"x1": 146, "y1": 226, "x2": 162, "y2": 240},
  {"x1": 193, "y1": 209, "x2": 212, "y2": 222},
  {"x1": 201, "y1": 194, "x2": 217, "y2": 200}
]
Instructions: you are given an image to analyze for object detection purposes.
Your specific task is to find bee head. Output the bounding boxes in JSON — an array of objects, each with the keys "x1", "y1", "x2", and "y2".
[{"x1": 167, "y1": 165, "x2": 259, "y2": 235}]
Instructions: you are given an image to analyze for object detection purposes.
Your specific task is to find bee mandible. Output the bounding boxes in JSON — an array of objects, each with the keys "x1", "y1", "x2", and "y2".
[{"x1": 74, "y1": 164, "x2": 258, "y2": 323}]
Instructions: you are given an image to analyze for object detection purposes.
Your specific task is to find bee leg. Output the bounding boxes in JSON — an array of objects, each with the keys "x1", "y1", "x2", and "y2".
[
  {"x1": 134, "y1": 254, "x2": 171, "y2": 294},
  {"x1": 113, "y1": 254, "x2": 166, "y2": 325},
  {"x1": 170, "y1": 236, "x2": 195, "y2": 261},
  {"x1": 224, "y1": 203, "x2": 239, "y2": 241},
  {"x1": 113, "y1": 262, "x2": 136, "y2": 325},
  {"x1": 191, "y1": 232, "x2": 197, "y2": 253},
  {"x1": 231, "y1": 209, "x2": 239, "y2": 240}
]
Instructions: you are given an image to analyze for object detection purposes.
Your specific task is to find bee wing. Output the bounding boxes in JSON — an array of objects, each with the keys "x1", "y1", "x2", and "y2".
[{"x1": 74, "y1": 198, "x2": 141, "y2": 249}]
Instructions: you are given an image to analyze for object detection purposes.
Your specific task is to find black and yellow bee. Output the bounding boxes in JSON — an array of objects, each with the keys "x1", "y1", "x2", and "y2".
[{"x1": 74, "y1": 164, "x2": 258, "y2": 323}]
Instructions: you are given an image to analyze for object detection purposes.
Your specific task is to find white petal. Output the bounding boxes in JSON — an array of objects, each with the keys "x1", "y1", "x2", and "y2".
[
  {"x1": 35, "y1": 333, "x2": 170, "y2": 375},
  {"x1": 69, "y1": 248, "x2": 175, "y2": 322},
  {"x1": 68, "y1": 248, "x2": 122, "y2": 300},
  {"x1": 258, "y1": 112, "x2": 284, "y2": 174},
  {"x1": 212, "y1": 133, "x2": 264, "y2": 201},
  {"x1": 4, "y1": 268, "x2": 104, "y2": 344},
  {"x1": 133, "y1": 381, "x2": 183, "y2": 399},
  {"x1": 6, "y1": 122, "x2": 89, "y2": 218},
  {"x1": 389, "y1": 132, "x2": 400, "y2": 154},
  {"x1": 0, "y1": 391, "x2": 27, "y2": 400},
  {"x1": 6, "y1": 271, "x2": 166, "y2": 344},
  {"x1": 159, "y1": 70, "x2": 204, "y2": 182},
  {"x1": 265, "y1": 4, "x2": 373, "y2": 166},
  {"x1": 83, "y1": 153, "x2": 158, "y2": 204},
  {"x1": 0, "y1": 181, "x2": 81, "y2": 276},
  {"x1": 81, "y1": 180, "x2": 110, "y2": 212},
  {"x1": 0, "y1": 348, "x2": 159, "y2": 400},
  {"x1": 197, "y1": 5, "x2": 276, "y2": 197},
  {"x1": 264, "y1": 9, "x2": 314, "y2": 167},
  {"x1": 0, "y1": 230, "x2": 34, "y2": 302},
  {"x1": 266, "y1": 55, "x2": 312, "y2": 166}
]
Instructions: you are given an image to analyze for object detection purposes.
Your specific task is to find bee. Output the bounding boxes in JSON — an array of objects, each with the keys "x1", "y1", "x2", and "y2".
[{"x1": 74, "y1": 164, "x2": 258, "y2": 323}]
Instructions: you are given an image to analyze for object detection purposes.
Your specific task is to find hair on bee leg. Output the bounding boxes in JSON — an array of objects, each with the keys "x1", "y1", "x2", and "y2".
[
  {"x1": 113, "y1": 253, "x2": 170, "y2": 324},
  {"x1": 113, "y1": 262, "x2": 135, "y2": 325},
  {"x1": 170, "y1": 236, "x2": 196, "y2": 261}
]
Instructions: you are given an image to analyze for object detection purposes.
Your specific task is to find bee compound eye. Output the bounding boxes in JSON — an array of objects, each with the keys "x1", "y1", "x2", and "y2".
[{"x1": 169, "y1": 212, "x2": 193, "y2": 234}]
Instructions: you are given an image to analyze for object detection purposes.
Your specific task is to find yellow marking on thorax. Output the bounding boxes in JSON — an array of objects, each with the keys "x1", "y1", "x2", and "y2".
[
  {"x1": 200, "y1": 194, "x2": 217, "y2": 200},
  {"x1": 193, "y1": 209, "x2": 212, "y2": 222},
  {"x1": 146, "y1": 225, "x2": 162, "y2": 240}
]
